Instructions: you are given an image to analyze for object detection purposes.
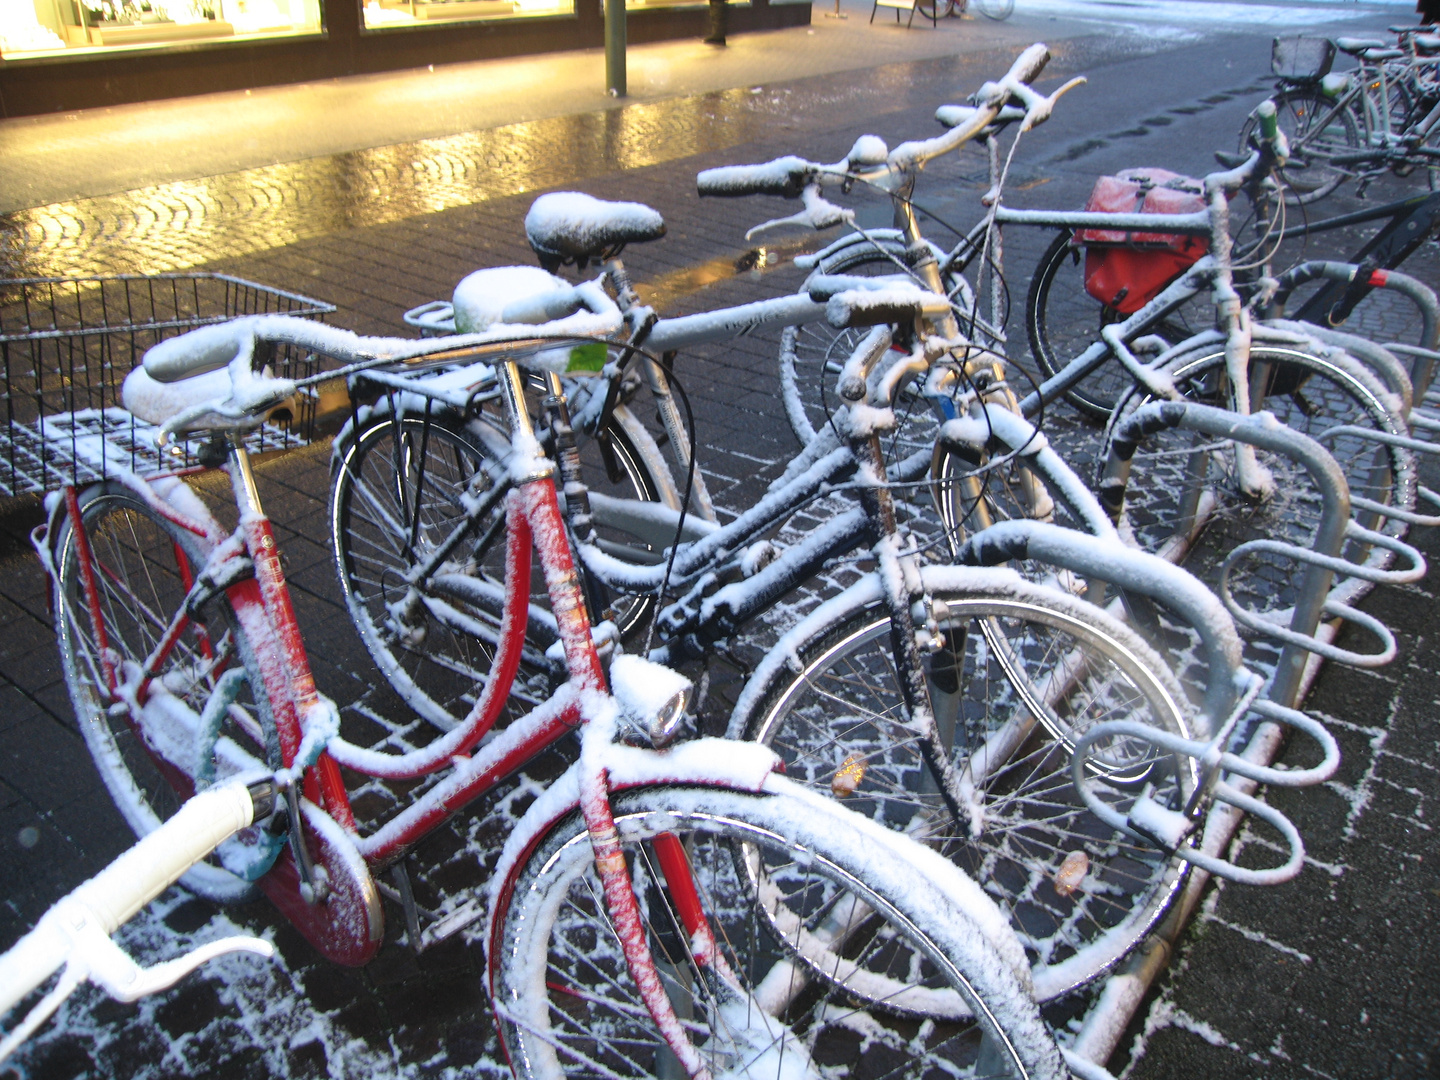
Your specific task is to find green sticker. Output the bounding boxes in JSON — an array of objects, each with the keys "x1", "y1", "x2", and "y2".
[{"x1": 566, "y1": 343, "x2": 608, "y2": 373}]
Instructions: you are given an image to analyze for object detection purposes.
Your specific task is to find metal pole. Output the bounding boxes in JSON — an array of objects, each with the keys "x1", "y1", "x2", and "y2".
[{"x1": 605, "y1": 0, "x2": 626, "y2": 97}]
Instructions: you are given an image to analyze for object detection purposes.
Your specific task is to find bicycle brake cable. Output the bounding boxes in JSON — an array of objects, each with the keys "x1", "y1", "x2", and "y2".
[{"x1": 638, "y1": 351, "x2": 699, "y2": 660}]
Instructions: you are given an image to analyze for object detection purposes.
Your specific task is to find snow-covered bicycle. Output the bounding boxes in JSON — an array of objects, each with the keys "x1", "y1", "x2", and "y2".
[{"x1": 23, "y1": 299, "x2": 1075, "y2": 1079}]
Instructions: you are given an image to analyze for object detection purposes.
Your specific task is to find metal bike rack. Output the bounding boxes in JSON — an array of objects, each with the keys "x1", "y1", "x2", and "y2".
[{"x1": 1066, "y1": 398, "x2": 1427, "y2": 1068}]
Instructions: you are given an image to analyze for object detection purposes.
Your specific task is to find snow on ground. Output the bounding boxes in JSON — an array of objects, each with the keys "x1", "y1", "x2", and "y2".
[{"x1": 1017, "y1": 0, "x2": 1404, "y2": 29}]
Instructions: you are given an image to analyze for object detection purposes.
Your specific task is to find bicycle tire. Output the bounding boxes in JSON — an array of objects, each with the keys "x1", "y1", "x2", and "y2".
[
  {"x1": 1238, "y1": 88, "x2": 1360, "y2": 205},
  {"x1": 490, "y1": 783, "x2": 1066, "y2": 1080},
  {"x1": 332, "y1": 404, "x2": 672, "y2": 732},
  {"x1": 1103, "y1": 343, "x2": 1409, "y2": 620},
  {"x1": 731, "y1": 578, "x2": 1196, "y2": 1001},
  {"x1": 1024, "y1": 229, "x2": 1210, "y2": 423},
  {"x1": 972, "y1": 0, "x2": 1013, "y2": 19},
  {"x1": 53, "y1": 482, "x2": 277, "y2": 904}
]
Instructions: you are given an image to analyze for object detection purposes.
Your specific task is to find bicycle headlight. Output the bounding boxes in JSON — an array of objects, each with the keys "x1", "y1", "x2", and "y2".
[{"x1": 609, "y1": 654, "x2": 692, "y2": 749}]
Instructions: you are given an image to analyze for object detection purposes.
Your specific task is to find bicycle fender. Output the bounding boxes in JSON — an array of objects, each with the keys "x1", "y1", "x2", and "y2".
[
  {"x1": 483, "y1": 737, "x2": 781, "y2": 980},
  {"x1": 259, "y1": 797, "x2": 383, "y2": 968}
]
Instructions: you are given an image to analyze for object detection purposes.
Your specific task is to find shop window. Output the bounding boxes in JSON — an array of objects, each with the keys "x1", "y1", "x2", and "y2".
[
  {"x1": 361, "y1": 0, "x2": 573, "y2": 29},
  {"x1": 621, "y1": 0, "x2": 749, "y2": 9},
  {"x1": 0, "y1": 0, "x2": 321, "y2": 58}
]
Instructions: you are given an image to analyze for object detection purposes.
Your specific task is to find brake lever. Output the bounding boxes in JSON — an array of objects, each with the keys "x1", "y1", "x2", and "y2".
[{"x1": 1017, "y1": 75, "x2": 1087, "y2": 131}]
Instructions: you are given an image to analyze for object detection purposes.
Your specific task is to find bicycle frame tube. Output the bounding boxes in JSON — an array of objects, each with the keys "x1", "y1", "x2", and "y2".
[
  {"x1": 227, "y1": 446, "x2": 355, "y2": 829},
  {"x1": 1015, "y1": 260, "x2": 1219, "y2": 418},
  {"x1": 498, "y1": 358, "x2": 711, "y2": 1078}
]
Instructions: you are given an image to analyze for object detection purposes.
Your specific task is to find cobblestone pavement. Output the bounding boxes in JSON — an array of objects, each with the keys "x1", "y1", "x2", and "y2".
[
  {"x1": 0, "y1": 30, "x2": 1260, "y2": 282},
  {"x1": 2, "y1": 14, "x2": 1438, "y2": 1079}
]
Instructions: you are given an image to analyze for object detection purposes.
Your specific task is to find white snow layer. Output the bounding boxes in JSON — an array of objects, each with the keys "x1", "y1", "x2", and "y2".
[
  {"x1": 523, "y1": 192, "x2": 665, "y2": 254},
  {"x1": 452, "y1": 266, "x2": 570, "y2": 333}
]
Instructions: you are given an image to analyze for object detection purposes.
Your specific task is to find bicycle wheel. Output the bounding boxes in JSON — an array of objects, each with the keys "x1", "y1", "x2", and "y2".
[
  {"x1": 1024, "y1": 229, "x2": 1210, "y2": 423},
  {"x1": 491, "y1": 784, "x2": 1065, "y2": 1080},
  {"x1": 1104, "y1": 344, "x2": 1408, "y2": 621},
  {"x1": 732, "y1": 579, "x2": 1196, "y2": 1001},
  {"x1": 332, "y1": 404, "x2": 671, "y2": 731},
  {"x1": 930, "y1": 421, "x2": 1113, "y2": 595},
  {"x1": 1238, "y1": 88, "x2": 1360, "y2": 204},
  {"x1": 972, "y1": 0, "x2": 1013, "y2": 19},
  {"x1": 53, "y1": 482, "x2": 276, "y2": 903}
]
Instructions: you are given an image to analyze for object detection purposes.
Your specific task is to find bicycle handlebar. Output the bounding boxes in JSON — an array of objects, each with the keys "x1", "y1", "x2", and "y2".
[
  {"x1": 696, "y1": 43, "x2": 1075, "y2": 206},
  {"x1": 696, "y1": 155, "x2": 816, "y2": 199},
  {"x1": 0, "y1": 780, "x2": 273, "y2": 1027},
  {"x1": 137, "y1": 283, "x2": 625, "y2": 440},
  {"x1": 806, "y1": 274, "x2": 952, "y2": 329}
]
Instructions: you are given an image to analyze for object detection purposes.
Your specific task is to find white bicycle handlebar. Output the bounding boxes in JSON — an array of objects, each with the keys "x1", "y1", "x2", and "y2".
[{"x1": 0, "y1": 780, "x2": 275, "y2": 1064}]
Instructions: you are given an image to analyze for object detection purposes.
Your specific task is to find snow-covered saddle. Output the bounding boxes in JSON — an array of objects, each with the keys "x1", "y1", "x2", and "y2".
[
  {"x1": 1334, "y1": 36, "x2": 1385, "y2": 54},
  {"x1": 525, "y1": 191, "x2": 666, "y2": 271},
  {"x1": 1334, "y1": 37, "x2": 1404, "y2": 60}
]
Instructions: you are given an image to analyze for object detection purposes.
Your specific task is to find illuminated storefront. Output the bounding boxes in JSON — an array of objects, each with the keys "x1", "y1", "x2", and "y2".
[
  {"x1": 0, "y1": 0, "x2": 804, "y2": 117},
  {"x1": 1, "y1": 0, "x2": 321, "y2": 57}
]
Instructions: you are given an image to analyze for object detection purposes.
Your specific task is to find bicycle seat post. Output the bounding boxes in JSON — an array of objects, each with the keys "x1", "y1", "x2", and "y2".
[{"x1": 601, "y1": 255, "x2": 717, "y2": 522}]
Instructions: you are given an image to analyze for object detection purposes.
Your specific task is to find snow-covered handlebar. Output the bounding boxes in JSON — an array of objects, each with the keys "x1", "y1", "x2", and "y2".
[
  {"x1": 0, "y1": 780, "x2": 277, "y2": 1065},
  {"x1": 131, "y1": 280, "x2": 625, "y2": 441},
  {"x1": 695, "y1": 44, "x2": 1083, "y2": 242},
  {"x1": 805, "y1": 273, "x2": 952, "y2": 329}
]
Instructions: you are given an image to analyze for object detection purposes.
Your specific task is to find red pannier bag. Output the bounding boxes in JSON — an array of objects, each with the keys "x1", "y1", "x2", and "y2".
[{"x1": 1075, "y1": 168, "x2": 1208, "y2": 314}]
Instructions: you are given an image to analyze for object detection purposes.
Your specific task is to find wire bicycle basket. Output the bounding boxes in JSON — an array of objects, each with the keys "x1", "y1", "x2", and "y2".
[
  {"x1": 0, "y1": 274, "x2": 336, "y2": 499},
  {"x1": 1270, "y1": 35, "x2": 1337, "y2": 81}
]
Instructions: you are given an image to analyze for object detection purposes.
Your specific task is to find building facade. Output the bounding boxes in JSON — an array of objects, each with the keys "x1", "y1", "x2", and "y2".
[{"x1": 0, "y1": 0, "x2": 808, "y2": 116}]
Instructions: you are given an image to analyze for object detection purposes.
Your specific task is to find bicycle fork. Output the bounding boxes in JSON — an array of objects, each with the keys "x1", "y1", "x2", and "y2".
[{"x1": 496, "y1": 359, "x2": 738, "y2": 1080}]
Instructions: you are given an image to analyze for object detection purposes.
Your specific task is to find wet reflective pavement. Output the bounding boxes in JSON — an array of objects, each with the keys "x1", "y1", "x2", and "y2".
[
  {"x1": 0, "y1": 25, "x2": 1272, "y2": 282},
  {"x1": 2, "y1": 8, "x2": 1438, "y2": 1079}
]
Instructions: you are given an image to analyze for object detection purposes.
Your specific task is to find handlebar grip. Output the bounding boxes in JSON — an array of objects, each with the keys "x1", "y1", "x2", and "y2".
[
  {"x1": 71, "y1": 783, "x2": 257, "y2": 934},
  {"x1": 498, "y1": 288, "x2": 586, "y2": 326},
  {"x1": 143, "y1": 322, "x2": 250, "y2": 384},
  {"x1": 1004, "y1": 42, "x2": 1051, "y2": 86},
  {"x1": 1256, "y1": 98, "x2": 1280, "y2": 144},
  {"x1": 824, "y1": 288, "x2": 951, "y2": 329},
  {"x1": 697, "y1": 157, "x2": 814, "y2": 199}
]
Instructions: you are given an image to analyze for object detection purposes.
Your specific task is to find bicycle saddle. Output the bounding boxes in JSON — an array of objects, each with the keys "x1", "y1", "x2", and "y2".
[
  {"x1": 525, "y1": 192, "x2": 666, "y2": 271},
  {"x1": 1415, "y1": 33, "x2": 1440, "y2": 53},
  {"x1": 1334, "y1": 37, "x2": 1387, "y2": 54}
]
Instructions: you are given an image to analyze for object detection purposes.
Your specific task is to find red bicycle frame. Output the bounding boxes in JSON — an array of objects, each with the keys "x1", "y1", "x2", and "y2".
[{"x1": 58, "y1": 354, "x2": 722, "y2": 1072}]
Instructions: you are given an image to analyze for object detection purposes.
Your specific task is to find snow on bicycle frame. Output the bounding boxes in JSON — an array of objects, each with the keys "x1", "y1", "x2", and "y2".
[{"x1": 82, "y1": 306, "x2": 1066, "y2": 1080}]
